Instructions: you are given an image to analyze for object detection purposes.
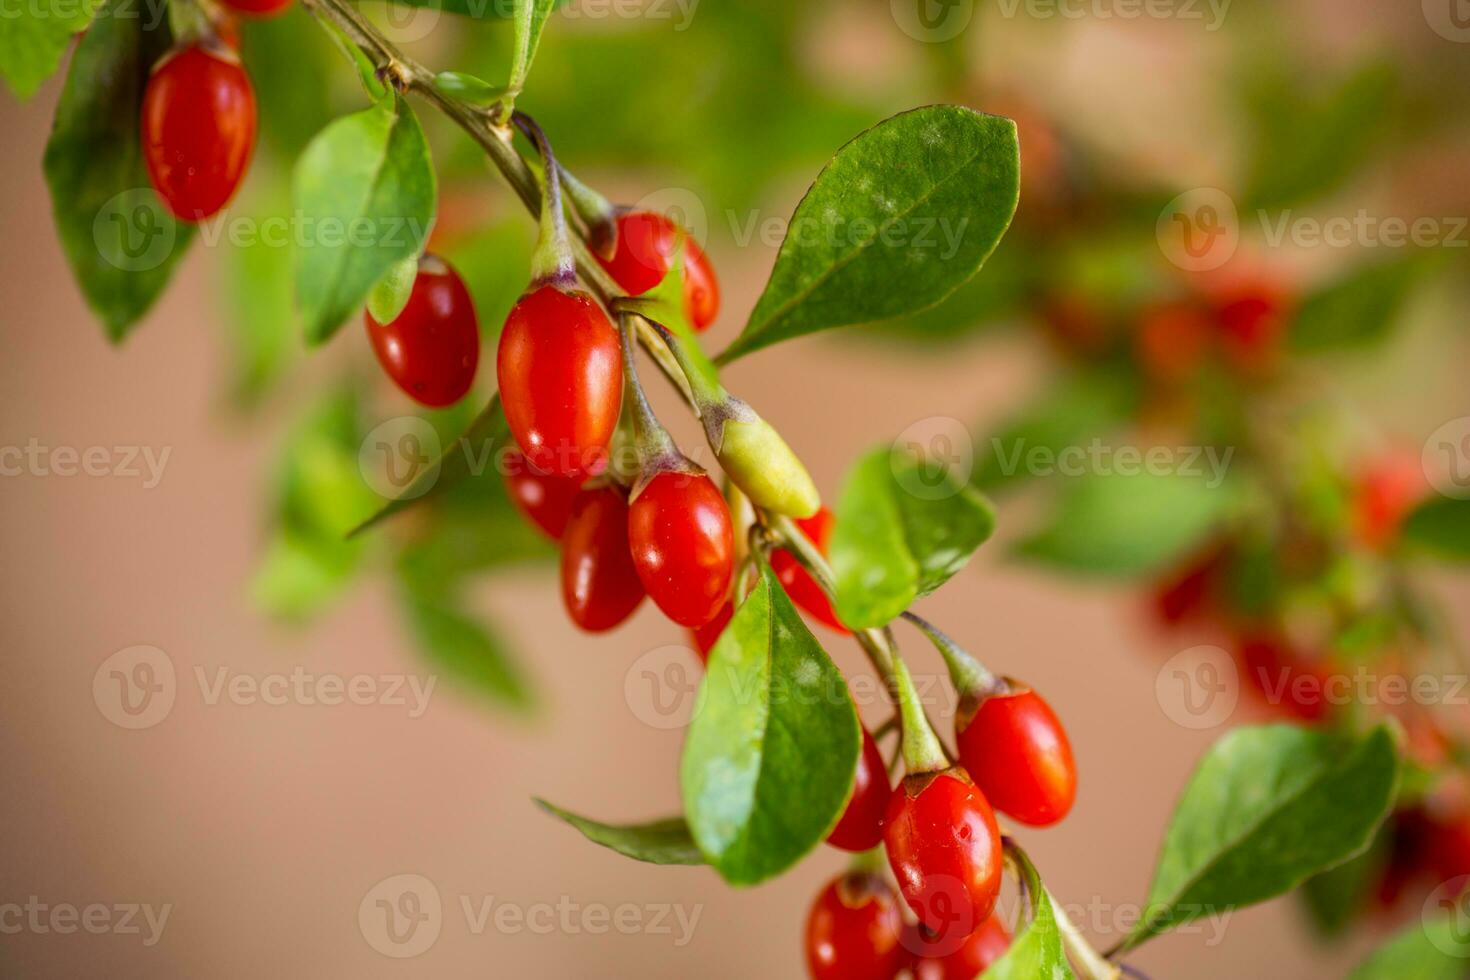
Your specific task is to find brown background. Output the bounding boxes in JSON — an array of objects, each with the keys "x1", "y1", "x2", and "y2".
[{"x1": 3, "y1": 3, "x2": 1469, "y2": 977}]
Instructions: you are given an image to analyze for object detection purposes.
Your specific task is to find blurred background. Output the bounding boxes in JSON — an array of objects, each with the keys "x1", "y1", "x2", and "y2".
[{"x1": 3, "y1": 0, "x2": 1469, "y2": 976}]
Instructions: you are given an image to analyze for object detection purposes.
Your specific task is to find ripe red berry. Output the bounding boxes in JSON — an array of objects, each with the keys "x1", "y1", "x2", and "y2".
[
  {"x1": 141, "y1": 44, "x2": 256, "y2": 222},
  {"x1": 1151, "y1": 545, "x2": 1225, "y2": 627},
  {"x1": 1214, "y1": 282, "x2": 1289, "y2": 372},
  {"x1": 596, "y1": 211, "x2": 721, "y2": 331},
  {"x1": 905, "y1": 913, "x2": 1011, "y2": 980},
  {"x1": 1352, "y1": 454, "x2": 1426, "y2": 551},
  {"x1": 560, "y1": 486, "x2": 645, "y2": 632},
  {"x1": 827, "y1": 728, "x2": 891, "y2": 852},
  {"x1": 364, "y1": 255, "x2": 480, "y2": 408},
  {"x1": 958, "y1": 685, "x2": 1077, "y2": 827},
  {"x1": 689, "y1": 600, "x2": 734, "y2": 662},
  {"x1": 628, "y1": 472, "x2": 734, "y2": 628},
  {"x1": 1237, "y1": 633, "x2": 1333, "y2": 722},
  {"x1": 771, "y1": 507, "x2": 848, "y2": 633},
  {"x1": 497, "y1": 285, "x2": 623, "y2": 478},
  {"x1": 884, "y1": 769, "x2": 1003, "y2": 936},
  {"x1": 1135, "y1": 301, "x2": 1211, "y2": 385},
  {"x1": 805, "y1": 872, "x2": 905, "y2": 980},
  {"x1": 503, "y1": 449, "x2": 582, "y2": 540},
  {"x1": 219, "y1": 0, "x2": 291, "y2": 15}
]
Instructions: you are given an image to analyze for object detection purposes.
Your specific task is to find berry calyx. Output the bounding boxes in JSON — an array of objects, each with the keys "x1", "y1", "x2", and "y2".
[
  {"x1": 141, "y1": 43, "x2": 256, "y2": 222},
  {"x1": 497, "y1": 284, "x2": 623, "y2": 477},
  {"x1": 364, "y1": 254, "x2": 480, "y2": 408},
  {"x1": 503, "y1": 449, "x2": 582, "y2": 540},
  {"x1": 958, "y1": 683, "x2": 1077, "y2": 827},
  {"x1": 883, "y1": 768, "x2": 1004, "y2": 936},
  {"x1": 805, "y1": 872, "x2": 905, "y2": 980},
  {"x1": 826, "y1": 727, "x2": 891, "y2": 852},
  {"x1": 597, "y1": 211, "x2": 721, "y2": 331},
  {"x1": 559, "y1": 485, "x2": 645, "y2": 632},
  {"x1": 771, "y1": 507, "x2": 848, "y2": 633},
  {"x1": 905, "y1": 913, "x2": 1011, "y2": 980},
  {"x1": 628, "y1": 471, "x2": 734, "y2": 628}
]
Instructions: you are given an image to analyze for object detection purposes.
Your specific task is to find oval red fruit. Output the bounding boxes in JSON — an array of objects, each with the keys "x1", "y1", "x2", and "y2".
[
  {"x1": 958, "y1": 685, "x2": 1077, "y2": 827},
  {"x1": 805, "y1": 872, "x2": 905, "y2": 980},
  {"x1": 827, "y1": 728, "x2": 891, "y2": 852},
  {"x1": 884, "y1": 768, "x2": 1003, "y2": 936},
  {"x1": 497, "y1": 285, "x2": 623, "y2": 477},
  {"x1": 364, "y1": 255, "x2": 480, "y2": 408},
  {"x1": 597, "y1": 211, "x2": 721, "y2": 331},
  {"x1": 771, "y1": 507, "x2": 848, "y2": 633},
  {"x1": 628, "y1": 472, "x2": 733, "y2": 628},
  {"x1": 906, "y1": 913, "x2": 1011, "y2": 980},
  {"x1": 219, "y1": 0, "x2": 292, "y2": 15},
  {"x1": 560, "y1": 486, "x2": 645, "y2": 632},
  {"x1": 503, "y1": 449, "x2": 582, "y2": 540},
  {"x1": 141, "y1": 44, "x2": 256, "y2": 221}
]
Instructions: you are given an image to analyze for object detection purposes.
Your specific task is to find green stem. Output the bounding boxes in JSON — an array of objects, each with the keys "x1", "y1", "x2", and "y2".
[
  {"x1": 891, "y1": 654, "x2": 948, "y2": 775},
  {"x1": 1004, "y1": 840, "x2": 1120, "y2": 980},
  {"x1": 901, "y1": 611, "x2": 1002, "y2": 702},
  {"x1": 513, "y1": 112, "x2": 576, "y2": 287},
  {"x1": 616, "y1": 314, "x2": 682, "y2": 475}
]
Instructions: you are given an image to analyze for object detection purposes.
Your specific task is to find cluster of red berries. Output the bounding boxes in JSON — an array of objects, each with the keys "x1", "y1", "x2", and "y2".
[
  {"x1": 140, "y1": 0, "x2": 292, "y2": 223},
  {"x1": 1132, "y1": 274, "x2": 1292, "y2": 385}
]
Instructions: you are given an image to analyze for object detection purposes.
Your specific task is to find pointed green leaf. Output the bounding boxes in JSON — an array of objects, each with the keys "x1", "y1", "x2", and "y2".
[
  {"x1": 42, "y1": 2, "x2": 194, "y2": 341},
  {"x1": 720, "y1": 106, "x2": 1018, "y2": 362},
  {"x1": 830, "y1": 447, "x2": 996, "y2": 629},
  {"x1": 507, "y1": 0, "x2": 558, "y2": 94},
  {"x1": 681, "y1": 566, "x2": 861, "y2": 885},
  {"x1": 399, "y1": 586, "x2": 533, "y2": 712},
  {"x1": 1290, "y1": 255, "x2": 1424, "y2": 352},
  {"x1": 1122, "y1": 724, "x2": 1401, "y2": 952},
  {"x1": 985, "y1": 890, "x2": 1073, "y2": 980},
  {"x1": 294, "y1": 96, "x2": 436, "y2": 344},
  {"x1": 434, "y1": 71, "x2": 507, "y2": 105},
  {"x1": 1401, "y1": 497, "x2": 1470, "y2": 562},
  {"x1": 1349, "y1": 914, "x2": 1470, "y2": 980},
  {"x1": 0, "y1": 0, "x2": 96, "y2": 98},
  {"x1": 535, "y1": 800, "x2": 704, "y2": 866}
]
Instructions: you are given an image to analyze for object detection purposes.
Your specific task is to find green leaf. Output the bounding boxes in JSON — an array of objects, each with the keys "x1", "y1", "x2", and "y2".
[
  {"x1": 1290, "y1": 256, "x2": 1424, "y2": 352},
  {"x1": 399, "y1": 585, "x2": 533, "y2": 712},
  {"x1": 681, "y1": 565, "x2": 861, "y2": 885},
  {"x1": 219, "y1": 180, "x2": 298, "y2": 410},
  {"x1": 350, "y1": 395, "x2": 511, "y2": 536},
  {"x1": 434, "y1": 71, "x2": 507, "y2": 105},
  {"x1": 1298, "y1": 827, "x2": 1388, "y2": 938},
  {"x1": 42, "y1": 3, "x2": 194, "y2": 341},
  {"x1": 1122, "y1": 724, "x2": 1401, "y2": 952},
  {"x1": 985, "y1": 890, "x2": 1073, "y2": 980},
  {"x1": 243, "y1": 7, "x2": 338, "y2": 159},
  {"x1": 1401, "y1": 497, "x2": 1470, "y2": 562},
  {"x1": 720, "y1": 106, "x2": 1019, "y2": 362},
  {"x1": 1015, "y1": 470, "x2": 1237, "y2": 578},
  {"x1": 294, "y1": 96, "x2": 436, "y2": 344},
  {"x1": 367, "y1": 255, "x2": 420, "y2": 324},
  {"x1": 384, "y1": 0, "x2": 517, "y2": 18},
  {"x1": 507, "y1": 0, "x2": 558, "y2": 95},
  {"x1": 830, "y1": 447, "x2": 996, "y2": 629},
  {"x1": 0, "y1": 0, "x2": 95, "y2": 98},
  {"x1": 1349, "y1": 914, "x2": 1470, "y2": 980},
  {"x1": 973, "y1": 370, "x2": 1136, "y2": 492},
  {"x1": 534, "y1": 800, "x2": 704, "y2": 866}
]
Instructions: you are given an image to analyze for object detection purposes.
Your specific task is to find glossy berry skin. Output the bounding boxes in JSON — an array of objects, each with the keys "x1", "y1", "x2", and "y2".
[
  {"x1": 364, "y1": 255, "x2": 480, "y2": 408},
  {"x1": 827, "y1": 728, "x2": 891, "y2": 852},
  {"x1": 906, "y1": 914, "x2": 1011, "y2": 980},
  {"x1": 805, "y1": 872, "x2": 905, "y2": 980},
  {"x1": 141, "y1": 44, "x2": 256, "y2": 221},
  {"x1": 628, "y1": 472, "x2": 734, "y2": 628},
  {"x1": 771, "y1": 507, "x2": 848, "y2": 633},
  {"x1": 498, "y1": 285, "x2": 623, "y2": 477},
  {"x1": 220, "y1": 0, "x2": 291, "y2": 14},
  {"x1": 689, "y1": 601, "x2": 733, "y2": 662},
  {"x1": 503, "y1": 450, "x2": 582, "y2": 540},
  {"x1": 958, "y1": 686, "x2": 1077, "y2": 827},
  {"x1": 560, "y1": 487, "x2": 645, "y2": 632},
  {"x1": 597, "y1": 211, "x2": 720, "y2": 331},
  {"x1": 884, "y1": 769, "x2": 1003, "y2": 937}
]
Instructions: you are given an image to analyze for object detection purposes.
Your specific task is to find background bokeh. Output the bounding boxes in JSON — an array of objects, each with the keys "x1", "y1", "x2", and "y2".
[{"x1": 2, "y1": 0, "x2": 1469, "y2": 976}]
